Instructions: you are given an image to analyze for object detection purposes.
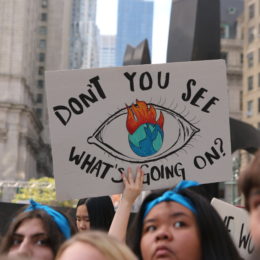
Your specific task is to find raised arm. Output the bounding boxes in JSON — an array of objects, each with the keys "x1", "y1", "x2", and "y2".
[{"x1": 109, "y1": 167, "x2": 144, "y2": 242}]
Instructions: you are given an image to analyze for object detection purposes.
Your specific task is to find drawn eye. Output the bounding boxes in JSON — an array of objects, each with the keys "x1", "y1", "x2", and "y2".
[{"x1": 87, "y1": 100, "x2": 200, "y2": 163}]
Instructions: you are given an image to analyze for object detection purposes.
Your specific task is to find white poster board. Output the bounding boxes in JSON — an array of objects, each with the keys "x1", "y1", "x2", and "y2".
[
  {"x1": 211, "y1": 198, "x2": 255, "y2": 259},
  {"x1": 45, "y1": 60, "x2": 232, "y2": 200}
]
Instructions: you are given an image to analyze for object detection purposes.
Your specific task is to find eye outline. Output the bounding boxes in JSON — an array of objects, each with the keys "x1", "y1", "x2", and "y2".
[
  {"x1": 143, "y1": 224, "x2": 157, "y2": 233},
  {"x1": 87, "y1": 103, "x2": 200, "y2": 163},
  {"x1": 173, "y1": 220, "x2": 186, "y2": 228}
]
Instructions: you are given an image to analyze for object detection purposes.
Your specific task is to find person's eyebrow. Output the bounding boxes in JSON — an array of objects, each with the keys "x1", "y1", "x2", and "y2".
[
  {"x1": 143, "y1": 212, "x2": 189, "y2": 224},
  {"x1": 31, "y1": 233, "x2": 48, "y2": 239},
  {"x1": 12, "y1": 233, "x2": 24, "y2": 239},
  {"x1": 13, "y1": 232, "x2": 47, "y2": 239}
]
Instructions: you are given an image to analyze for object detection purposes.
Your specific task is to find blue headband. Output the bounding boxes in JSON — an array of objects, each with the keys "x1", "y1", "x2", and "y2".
[
  {"x1": 143, "y1": 180, "x2": 199, "y2": 218},
  {"x1": 25, "y1": 199, "x2": 71, "y2": 239}
]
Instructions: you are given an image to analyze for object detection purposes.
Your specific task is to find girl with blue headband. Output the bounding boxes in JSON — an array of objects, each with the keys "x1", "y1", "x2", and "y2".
[
  {"x1": 128, "y1": 180, "x2": 242, "y2": 260},
  {"x1": 0, "y1": 200, "x2": 76, "y2": 260}
]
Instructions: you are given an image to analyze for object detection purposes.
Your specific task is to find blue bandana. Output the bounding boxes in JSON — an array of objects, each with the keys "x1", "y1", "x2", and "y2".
[
  {"x1": 143, "y1": 180, "x2": 199, "y2": 218},
  {"x1": 25, "y1": 199, "x2": 71, "y2": 239}
]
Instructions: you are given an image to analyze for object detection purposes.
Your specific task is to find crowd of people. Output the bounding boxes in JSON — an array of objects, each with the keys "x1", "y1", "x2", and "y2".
[{"x1": 0, "y1": 155, "x2": 260, "y2": 260}]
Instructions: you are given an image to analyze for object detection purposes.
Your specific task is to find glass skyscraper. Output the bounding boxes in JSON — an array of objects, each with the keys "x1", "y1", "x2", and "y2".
[{"x1": 116, "y1": 0, "x2": 154, "y2": 66}]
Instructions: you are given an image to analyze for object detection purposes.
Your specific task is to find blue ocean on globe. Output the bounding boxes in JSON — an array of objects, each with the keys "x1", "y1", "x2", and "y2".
[{"x1": 128, "y1": 123, "x2": 164, "y2": 157}]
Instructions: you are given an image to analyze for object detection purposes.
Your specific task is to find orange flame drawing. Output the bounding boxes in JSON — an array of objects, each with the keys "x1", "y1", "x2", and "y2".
[{"x1": 126, "y1": 100, "x2": 164, "y2": 135}]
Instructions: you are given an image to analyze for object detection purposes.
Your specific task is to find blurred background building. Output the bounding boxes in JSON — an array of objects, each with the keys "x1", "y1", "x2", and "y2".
[
  {"x1": 1, "y1": 0, "x2": 259, "y2": 204},
  {"x1": 115, "y1": 0, "x2": 154, "y2": 66}
]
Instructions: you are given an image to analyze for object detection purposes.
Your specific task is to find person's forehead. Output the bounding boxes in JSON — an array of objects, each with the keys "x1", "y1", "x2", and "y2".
[
  {"x1": 15, "y1": 218, "x2": 46, "y2": 235},
  {"x1": 76, "y1": 205, "x2": 88, "y2": 215},
  {"x1": 146, "y1": 201, "x2": 193, "y2": 218}
]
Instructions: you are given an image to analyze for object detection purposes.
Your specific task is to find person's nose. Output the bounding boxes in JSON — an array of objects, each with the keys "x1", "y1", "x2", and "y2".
[{"x1": 155, "y1": 226, "x2": 173, "y2": 241}]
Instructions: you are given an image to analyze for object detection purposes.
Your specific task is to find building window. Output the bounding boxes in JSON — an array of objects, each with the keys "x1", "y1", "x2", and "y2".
[
  {"x1": 38, "y1": 66, "x2": 44, "y2": 75},
  {"x1": 247, "y1": 100, "x2": 253, "y2": 117},
  {"x1": 241, "y1": 53, "x2": 243, "y2": 64},
  {"x1": 37, "y1": 80, "x2": 44, "y2": 88},
  {"x1": 248, "y1": 76, "x2": 254, "y2": 91},
  {"x1": 41, "y1": 13, "x2": 47, "y2": 21},
  {"x1": 36, "y1": 94, "x2": 43, "y2": 103},
  {"x1": 249, "y1": 4, "x2": 255, "y2": 19},
  {"x1": 39, "y1": 26, "x2": 47, "y2": 35},
  {"x1": 39, "y1": 53, "x2": 45, "y2": 62},
  {"x1": 258, "y1": 98, "x2": 260, "y2": 112},
  {"x1": 248, "y1": 26, "x2": 255, "y2": 44},
  {"x1": 42, "y1": 0, "x2": 48, "y2": 8},
  {"x1": 247, "y1": 52, "x2": 254, "y2": 68},
  {"x1": 220, "y1": 24, "x2": 229, "y2": 38},
  {"x1": 39, "y1": 39, "x2": 46, "y2": 49},
  {"x1": 36, "y1": 108, "x2": 42, "y2": 118}
]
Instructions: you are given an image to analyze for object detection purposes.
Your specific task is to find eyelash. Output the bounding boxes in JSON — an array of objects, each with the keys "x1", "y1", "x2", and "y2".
[
  {"x1": 35, "y1": 239, "x2": 50, "y2": 246},
  {"x1": 144, "y1": 225, "x2": 157, "y2": 233},
  {"x1": 12, "y1": 239, "x2": 22, "y2": 246},
  {"x1": 11, "y1": 238, "x2": 50, "y2": 246},
  {"x1": 144, "y1": 220, "x2": 187, "y2": 233},
  {"x1": 174, "y1": 221, "x2": 186, "y2": 228}
]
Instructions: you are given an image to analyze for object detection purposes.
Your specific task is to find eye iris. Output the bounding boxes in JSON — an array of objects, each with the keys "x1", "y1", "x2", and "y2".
[{"x1": 126, "y1": 100, "x2": 164, "y2": 157}]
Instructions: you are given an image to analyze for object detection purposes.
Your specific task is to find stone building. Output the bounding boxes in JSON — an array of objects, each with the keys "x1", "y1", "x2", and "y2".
[{"x1": 0, "y1": 0, "x2": 73, "y2": 201}]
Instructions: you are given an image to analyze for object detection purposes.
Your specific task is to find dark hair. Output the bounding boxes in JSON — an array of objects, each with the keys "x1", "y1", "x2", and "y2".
[
  {"x1": 238, "y1": 150, "x2": 260, "y2": 211},
  {"x1": 76, "y1": 196, "x2": 115, "y2": 232},
  {"x1": 0, "y1": 208, "x2": 76, "y2": 256},
  {"x1": 128, "y1": 187, "x2": 242, "y2": 260}
]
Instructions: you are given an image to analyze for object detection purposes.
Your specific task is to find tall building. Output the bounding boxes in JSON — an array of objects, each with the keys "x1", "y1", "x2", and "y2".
[
  {"x1": 99, "y1": 35, "x2": 116, "y2": 67},
  {"x1": 115, "y1": 0, "x2": 154, "y2": 66},
  {"x1": 0, "y1": 1, "x2": 40, "y2": 188},
  {"x1": 242, "y1": 0, "x2": 260, "y2": 129},
  {"x1": 69, "y1": 0, "x2": 99, "y2": 69},
  {"x1": 69, "y1": 0, "x2": 85, "y2": 69},
  {"x1": 0, "y1": 0, "x2": 74, "y2": 201},
  {"x1": 220, "y1": 0, "x2": 244, "y2": 204},
  {"x1": 81, "y1": 0, "x2": 100, "y2": 68},
  {"x1": 220, "y1": 0, "x2": 244, "y2": 121}
]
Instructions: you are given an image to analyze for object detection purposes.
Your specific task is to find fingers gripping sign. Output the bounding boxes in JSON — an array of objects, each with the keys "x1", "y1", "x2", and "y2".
[
  {"x1": 109, "y1": 167, "x2": 144, "y2": 242},
  {"x1": 122, "y1": 167, "x2": 144, "y2": 205}
]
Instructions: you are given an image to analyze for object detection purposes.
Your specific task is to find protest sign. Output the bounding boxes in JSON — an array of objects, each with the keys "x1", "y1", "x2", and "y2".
[
  {"x1": 45, "y1": 60, "x2": 232, "y2": 200},
  {"x1": 211, "y1": 198, "x2": 254, "y2": 259}
]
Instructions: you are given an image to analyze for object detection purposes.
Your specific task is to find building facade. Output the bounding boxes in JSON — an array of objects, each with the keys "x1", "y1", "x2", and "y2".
[
  {"x1": 0, "y1": 0, "x2": 74, "y2": 201},
  {"x1": 220, "y1": 0, "x2": 244, "y2": 203},
  {"x1": 81, "y1": 0, "x2": 100, "y2": 68},
  {"x1": 242, "y1": 0, "x2": 260, "y2": 129},
  {"x1": 115, "y1": 0, "x2": 154, "y2": 66},
  {"x1": 99, "y1": 35, "x2": 116, "y2": 68}
]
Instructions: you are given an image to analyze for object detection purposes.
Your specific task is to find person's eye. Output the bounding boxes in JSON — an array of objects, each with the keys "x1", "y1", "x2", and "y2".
[
  {"x1": 12, "y1": 239, "x2": 22, "y2": 245},
  {"x1": 174, "y1": 221, "x2": 186, "y2": 228},
  {"x1": 88, "y1": 100, "x2": 199, "y2": 163},
  {"x1": 35, "y1": 239, "x2": 50, "y2": 246},
  {"x1": 144, "y1": 225, "x2": 157, "y2": 233}
]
